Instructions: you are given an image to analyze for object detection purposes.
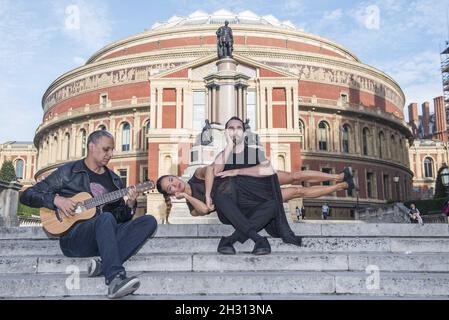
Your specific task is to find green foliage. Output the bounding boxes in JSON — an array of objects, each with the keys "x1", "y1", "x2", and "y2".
[
  {"x1": 17, "y1": 202, "x2": 39, "y2": 218},
  {"x1": 404, "y1": 198, "x2": 448, "y2": 215},
  {"x1": 0, "y1": 161, "x2": 16, "y2": 183}
]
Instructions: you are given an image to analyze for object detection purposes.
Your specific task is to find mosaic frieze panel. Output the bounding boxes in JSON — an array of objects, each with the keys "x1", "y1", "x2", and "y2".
[
  {"x1": 264, "y1": 62, "x2": 403, "y2": 107},
  {"x1": 44, "y1": 62, "x2": 184, "y2": 111}
]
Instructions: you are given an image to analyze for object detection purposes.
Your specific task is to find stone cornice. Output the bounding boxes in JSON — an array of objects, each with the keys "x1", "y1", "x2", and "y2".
[
  {"x1": 42, "y1": 48, "x2": 404, "y2": 114},
  {"x1": 86, "y1": 24, "x2": 359, "y2": 64},
  {"x1": 301, "y1": 152, "x2": 413, "y2": 176},
  {"x1": 298, "y1": 102, "x2": 412, "y2": 138}
]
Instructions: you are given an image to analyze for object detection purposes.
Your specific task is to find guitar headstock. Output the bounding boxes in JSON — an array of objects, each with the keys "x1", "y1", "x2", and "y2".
[{"x1": 136, "y1": 180, "x2": 155, "y2": 193}]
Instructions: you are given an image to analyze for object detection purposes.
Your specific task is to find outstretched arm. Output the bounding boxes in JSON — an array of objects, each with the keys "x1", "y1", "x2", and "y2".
[
  {"x1": 216, "y1": 160, "x2": 275, "y2": 178},
  {"x1": 178, "y1": 192, "x2": 212, "y2": 216}
]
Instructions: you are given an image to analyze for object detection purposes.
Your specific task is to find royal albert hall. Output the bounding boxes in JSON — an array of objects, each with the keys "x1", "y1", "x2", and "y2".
[{"x1": 34, "y1": 10, "x2": 414, "y2": 219}]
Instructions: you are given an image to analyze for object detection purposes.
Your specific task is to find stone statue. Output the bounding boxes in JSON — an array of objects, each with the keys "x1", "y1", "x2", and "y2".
[
  {"x1": 216, "y1": 21, "x2": 233, "y2": 59},
  {"x1": 200, "y1": 119, "x2": 213, "y2": 146}
]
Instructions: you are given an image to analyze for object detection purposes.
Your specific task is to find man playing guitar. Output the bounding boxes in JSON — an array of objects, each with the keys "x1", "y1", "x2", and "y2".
[{"x1": 20, "y1": 130, "x2": 157, "y2": 299}]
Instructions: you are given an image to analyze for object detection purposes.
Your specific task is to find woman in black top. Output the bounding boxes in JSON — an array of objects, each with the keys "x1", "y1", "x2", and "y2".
[{"x1": 156, "y1": 165, "x2": 351, "y2": 217}]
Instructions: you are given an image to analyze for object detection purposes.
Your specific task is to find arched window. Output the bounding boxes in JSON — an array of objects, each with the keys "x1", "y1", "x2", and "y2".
[
  {"x1": 276, "y1": 155, "x2": 286, "y2": 171},
  {"x1": 53, "y1": 136, "x2": 58, "y2": 163},
  {"x1": 98, "y1": 125, "x2": 107, "y2": 131},
  {"x1": 424, "y1": 157, "x2": 434, "y2": 178},
  {"x1": 378, "y1": 131, "x2": 385, "y2": 159},
  {"x1": 163, "y1": 155, "x2": 173, "y2": 176},
  {"x1": 342, "y1": 124, "x2": 351, "y2": 153},
  {"x1": 298, "y1": 119, "x2": 305, "y2": 150},
  {"x1": 121, "y1": 122, "x2": 131, "y2": 151},
  {"x1": 142, "y1": 119, "x2": 150, "y2": 150},
  {"x1": 390, "y1": 135, "x2": 396, "y2": 160},
  {"x1": 318, "y1": 121, "x2": 329, "y2": 151},
  {"x1": 15, "y1": 159, "x2": 24, "y2": 179},
  {"x1": 362, "y1": 127, "x2": 370, "y2": 156},
  {"x1": 65, "y1": 133, "x2": 70, "y2": 160},
  {"x1": 80, "y1": 129, "x2": 87, "y2": 157}
]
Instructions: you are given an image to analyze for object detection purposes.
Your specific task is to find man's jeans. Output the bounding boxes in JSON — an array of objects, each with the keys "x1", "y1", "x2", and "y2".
[{"x1": 59, "y1": 213, "x2": 157, "y2": 284}]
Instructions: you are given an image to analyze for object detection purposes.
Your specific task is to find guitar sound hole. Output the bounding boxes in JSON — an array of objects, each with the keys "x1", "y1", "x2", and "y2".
[{"x1": 74, "y1": 204, "x2": 85, "y2": 214}]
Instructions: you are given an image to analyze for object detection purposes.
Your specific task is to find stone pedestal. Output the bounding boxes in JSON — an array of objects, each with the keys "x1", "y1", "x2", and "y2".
[
  {"x1": 170, "y1": 58, "x2": 250, "y2": 224},
  {"x1": 0, "y1": 181, "x2": 22, "y2": 227},
  {"x1": 146, "y1": 190, "x2": 169, "y2": 224}
]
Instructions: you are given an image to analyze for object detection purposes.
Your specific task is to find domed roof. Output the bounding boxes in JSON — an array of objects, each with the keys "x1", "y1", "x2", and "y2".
[{"x1": 150, "y1": 9, "x2": 300, "y2": 31}]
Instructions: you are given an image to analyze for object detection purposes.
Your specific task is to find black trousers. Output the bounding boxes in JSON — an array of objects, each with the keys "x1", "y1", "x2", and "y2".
[
  {"x1": 214, "y1": 194, "x2": 277, "y2": 243},
  {"x1": 59, "y1": 213, "x2": 157, "y2": 284}
]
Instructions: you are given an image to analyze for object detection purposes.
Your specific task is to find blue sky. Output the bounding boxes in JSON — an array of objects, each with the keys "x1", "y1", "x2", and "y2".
[{"x1": 1, "y1": 0, "x2": 449, "y2": 142}]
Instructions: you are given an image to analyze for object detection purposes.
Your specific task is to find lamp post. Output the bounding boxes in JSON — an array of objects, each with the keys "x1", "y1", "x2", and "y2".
[
  {"x1": 393, "y1": 174, "x2": 400, "y2": 202},
  {"x1": 441, "y1": 167, "x2": 449, "y2": 197}
]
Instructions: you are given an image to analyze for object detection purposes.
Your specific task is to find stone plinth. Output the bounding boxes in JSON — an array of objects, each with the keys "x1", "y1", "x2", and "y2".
[{"x1": 0, "y1": 181, "x2": 22, "y2": 227}]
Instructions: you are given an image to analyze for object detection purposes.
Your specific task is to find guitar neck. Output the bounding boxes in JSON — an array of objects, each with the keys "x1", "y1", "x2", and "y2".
[{"x1": 83, "y1": 187, "x2": 131, "y2": 209}]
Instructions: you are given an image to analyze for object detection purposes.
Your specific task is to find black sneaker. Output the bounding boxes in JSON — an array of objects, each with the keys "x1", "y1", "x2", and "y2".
[
  {"x1": 107, "y1": 273, "x2": 140, "y2": 299},
  {"x1": 343, "y1": 167, "x2": 355, "y2": 192},
  {"x1": 217, "y1": 236, "x2": 236, "y2": 255},
  {"x1": 251, "y1": 237, "x2": 271, "y2": 255},
  {"x1": 87, "y1": 257, "x2": 103, "y2": 277}
]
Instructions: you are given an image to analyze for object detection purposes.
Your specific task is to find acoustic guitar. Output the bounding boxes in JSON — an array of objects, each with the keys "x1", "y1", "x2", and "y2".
[{"x1": 40, "y1": 181, "x2": 154, "y2": 236}]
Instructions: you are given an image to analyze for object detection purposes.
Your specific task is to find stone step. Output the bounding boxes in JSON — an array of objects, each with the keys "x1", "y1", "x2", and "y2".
[
  {"x1": 1, "y1": 271, "x2": 449, "y2": 298},
  {"x1": 2, "y1": 237, "x2": 449, "y2": 256},
  {"x1": 2, "y1": 252, "x2": 449, "y2": 274},
  {"x1": 1, "y1": 223, "x2": 448, "y2": 240},
  {"x1": 23, "y1": 294, "x2": 449, "y2": 300}
]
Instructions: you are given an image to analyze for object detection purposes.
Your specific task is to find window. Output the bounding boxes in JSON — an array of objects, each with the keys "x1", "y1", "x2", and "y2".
[
  {"x1": 118, "y1": 169, "x2": 128, "y2": 187},
  {"x1": 98, "y1": 125, "x2": 106, "y2": 130},
  {"x1": 390, "y1": 135, "x2": 396, "y2": 160},
  {"x1": 298, "y1": 119, "x2": 305, "y2": 150},
  {"x1": 301, "y1": 166, "x2": 307, "y2": 186},
  {"x1": 383, "y1": 174, "x2": 390, "y2": 200},
  {"x1": 100, "y1": 94, "x2": 108, "y2": 106},
  {"x1": 193, "y1": 91, "x2": 206, "y2": 131},
  {"x1": 15, "y1": 159, "x2": 24, "y2": 179},
  {"x1": 424, "y1": 158, "x2": 434, "y2": 178},
  {"x1": 321, "y1": 168, "x2": 332, "y2": 186},
  {"x1": 318, "y1": 121, "x2": 329, "y2": 151},
  {"x1": 362, "y1": 127, "x2": 370, "y2": 156},
  {"x1": 142, "y1": 167, "x2": 149, "y2": 182},
  {"x1": 276, "y1": 155, "x2": 286, "y2": 171},
  {"x1": 378, "y1": 131, "x2": 385, "y2": 159},
  {"x1": 366, "y1": 172, "x2": 374, "y2": 198},
  {"x1": 65, "y1": 133, "x2": 70, "y2": 159},
  {"x1": 342, "y1": 125, "x2": 350, "y2": 153},
  {"x1": 246, "y1": 90, "x2": 257, "y2": 129},
  {"x1": 121, "y1": 122, "x2": 131, "y2": 151},
  {"x1": 142, "y1": 120, "x2": 150, "y2": 150},
  {"x1": 80, "y1": 129, "x2": 87, "y2": 157}
]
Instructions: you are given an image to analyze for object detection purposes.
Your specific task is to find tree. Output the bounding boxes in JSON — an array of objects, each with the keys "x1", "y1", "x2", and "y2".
[
  {"x1": 0, "y1": 161, "x2": 16, "y2": 183},
  {"x1": 434, "y1": 165, "x2": 448, "y2": 199}
]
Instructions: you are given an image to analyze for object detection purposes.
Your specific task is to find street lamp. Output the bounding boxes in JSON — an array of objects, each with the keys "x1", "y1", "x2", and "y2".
[
  {"x1": 393, "y1": 174, "x2": 400, "y2": 202},
  {"x1": 441, "y1": 167, "x2": 449, "y2": 187},
  {"x1": 441, "y1": 167, "x2": 449, "y2": 198}
]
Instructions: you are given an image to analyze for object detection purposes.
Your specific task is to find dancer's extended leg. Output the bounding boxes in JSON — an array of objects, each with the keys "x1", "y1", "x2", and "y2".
[
  {"x1": 277, "y1": 170, "x2": 344, "y2": 185},
  {"x1": 281, "y1": 182, "x2": 348, "y2": 201}
]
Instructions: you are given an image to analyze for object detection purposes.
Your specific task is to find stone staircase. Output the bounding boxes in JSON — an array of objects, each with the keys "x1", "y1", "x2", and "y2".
[{"x1": 1, "y1": 222, "x2": 449, "y2": 299}]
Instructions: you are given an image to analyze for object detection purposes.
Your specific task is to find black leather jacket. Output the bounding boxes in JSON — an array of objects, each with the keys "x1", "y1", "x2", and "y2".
[{"x1": 20, "y1": 159, "x2": 135, "y2": 223}]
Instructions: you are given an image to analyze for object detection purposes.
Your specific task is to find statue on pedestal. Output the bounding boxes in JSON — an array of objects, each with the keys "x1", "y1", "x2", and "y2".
[{"x1": 216, "y1": 21, "x2": 233, "y2": 59}]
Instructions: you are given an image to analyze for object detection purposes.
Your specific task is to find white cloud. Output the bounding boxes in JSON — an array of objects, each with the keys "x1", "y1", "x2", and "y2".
[
  {"x1": 55, "y1": 0, "x2": 113, "y2": 52},
  {"x1": 283, "y1": 0, "x2": 304, "y2": 16},
  {"x1": 322, "y1": 9, "x2": 343, "y2": 21},
  {"x1": 73, "y1": 56, "x2": 86, "y2": 66}
]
